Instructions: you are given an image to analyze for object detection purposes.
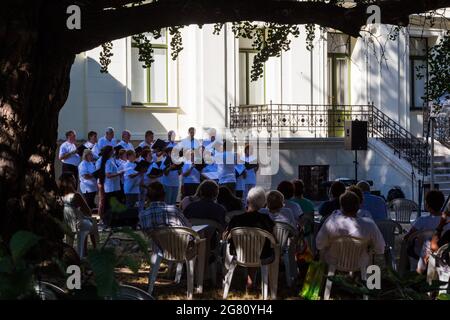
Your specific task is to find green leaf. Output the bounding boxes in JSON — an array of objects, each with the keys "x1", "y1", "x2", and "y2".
[
  {"x1": 9, "y1": 231, "x2": 40, "y2": 262},
  {"x1": 119, "y1": 256, "x2": 140, "y2": 274},
  {"x1": 87, "y1": 248, "x2": 119, "y2": 298}
]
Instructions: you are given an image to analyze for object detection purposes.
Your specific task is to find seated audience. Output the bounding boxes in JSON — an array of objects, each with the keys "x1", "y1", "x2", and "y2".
[
  {"x1": 319, "y1": 181, "x2": 346, "y2": 223},
  {"x1": 277, "y1": 180, "x2": 303, "y2": 220},
  {"x1": 404, "y1": 190, "x2": 450, "y2": 273},
  {"x1": 180, "y1": 181, "x2": 203, "y2": 211},
  {"x1": 59, "y1": 173, "x2": 99, "y2": 249},
  {"x1": 430, "y1": 211, "x2": 450, "y2": 259},
  {"x1": 356, "y1": 180, "x2": 388, "y2": 221},
  {"x1": 260, "y1": 190, "x2": 297, "y2": 229},
  {"x1": 316, "y1": 191, "x2": 385, "y2": 267},
  {"x1": 225, "y1": 186, "x2": 275, "y2": 290},
  {"x1": 292, "y1": 179, "x2": 315, "y2": 216},
  {"x1": 217, "y1": 186, "x2": 243, "y2": 212},
  {"x1": 347, "y1": 185, "x2": 373, "y2": 220},
  {"x1": 184, "y1": 180, "x2": 227, "y2": 227},
  {"x1": 139, "y1": 182, "x2": 191, "y2": 230}
]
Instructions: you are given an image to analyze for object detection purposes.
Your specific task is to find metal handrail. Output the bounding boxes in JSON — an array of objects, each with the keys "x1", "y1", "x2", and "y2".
[{"x1": 229, "y1": 103, "x2": 430, "y2": 174}]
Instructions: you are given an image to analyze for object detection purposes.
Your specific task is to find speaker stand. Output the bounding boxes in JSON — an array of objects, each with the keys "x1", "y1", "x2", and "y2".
[{"x1": 353, "y1": 150, "x2": 359, "y2": 183}]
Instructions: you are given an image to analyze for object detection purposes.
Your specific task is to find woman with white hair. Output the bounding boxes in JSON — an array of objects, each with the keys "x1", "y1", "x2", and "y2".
[
  {"x1": 224, "y1": 186, "x2": 275, "y2": 291},
  {"x1": 78, "y1": 149, "x2": 98, "y2": 210}
]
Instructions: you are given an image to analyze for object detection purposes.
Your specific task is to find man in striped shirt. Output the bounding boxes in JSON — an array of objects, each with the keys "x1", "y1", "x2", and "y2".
[{"x1": 139, "y1": 181, "x2": 191, "y2": 230}]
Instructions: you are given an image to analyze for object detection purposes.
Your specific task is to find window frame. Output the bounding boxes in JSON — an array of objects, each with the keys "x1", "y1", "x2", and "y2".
[
  {"x1": 131, "y1": 31, "x2": 169, "y2": 106},
  {"x1": 239, "y1": 49, "x2": 266, "y2": 106},
  {"x1": 409, "y1": 37, "x2": 429, "y2": 111}
]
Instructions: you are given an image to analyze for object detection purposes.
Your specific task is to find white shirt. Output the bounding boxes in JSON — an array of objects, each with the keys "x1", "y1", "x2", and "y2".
[
  {"x1": 138, "y1": 141, "x2": 153, "y2": 149},
  {"x1": 316, "y1": 211, "x2": 386, "y2": 267},
  {"x1": 284, "y1": 200, "x2": 303, "y2": 219},
  {"x1": 124, "y1": 162, "x2": 141, "y2": 195},
  {"x1": 78, "y1": 160, "x2": 98, "y2": 193},
  {"x1": 260, "y1": 207, "x2": 297, "y2": 229},
  {"x1": 161, "y1": 157, "x2": 180, "y2": 187},
  {"x1": 182, "y1": 162, "x2": 201, "y2": 184},
  {"x1": 104, "y1": 158, "x2": 121, "y2": 193},
  {"x1": 84, "y1": 141, "x2": 95, "y2": 149},
  {"x1": 242, "y1": 155, "x2": 257, "y2": 185},
  {"x1": 59, "y1": 141, "x2": 81, "y2": 166},
  {"x1": 179, "y1": 137, "x2": 201, "y2": 152},
  {"x1": 216, "y1": 151, "x2": 236, "y2": 184},
  {"x1": 93, "y1": 136, "x2": 117, "y2": 157},
  {"x1": 235, "y1": 164, "x2": 246, "y2": 191},
  {"x1": 119, "y1": 140, "x2": 134, "y2": 151}
]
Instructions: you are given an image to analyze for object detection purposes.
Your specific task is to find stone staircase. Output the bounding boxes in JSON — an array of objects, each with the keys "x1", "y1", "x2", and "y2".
[{"x1": 433, "y1": 155, "x2": 450, "y2": 197}]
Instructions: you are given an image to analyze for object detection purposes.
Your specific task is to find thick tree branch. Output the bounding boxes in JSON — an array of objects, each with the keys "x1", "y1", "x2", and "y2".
[{"x1": 55, "y1": 0, "x2": 450, "y2": 53}]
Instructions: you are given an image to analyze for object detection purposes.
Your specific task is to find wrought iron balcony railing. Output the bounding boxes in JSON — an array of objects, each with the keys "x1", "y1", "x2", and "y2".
[{"x1": 229, "y1": 103, "x2": 430, "y2": 175}]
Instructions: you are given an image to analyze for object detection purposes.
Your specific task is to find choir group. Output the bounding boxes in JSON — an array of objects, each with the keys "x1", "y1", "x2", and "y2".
[{"x1": 58, "y1": 126, "x2": 259, "y2": 220}]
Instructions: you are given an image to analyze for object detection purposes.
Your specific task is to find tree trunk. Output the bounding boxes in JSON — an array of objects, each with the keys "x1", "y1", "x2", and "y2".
[{"x1": 0, "y1": 4, "x2": 75, "y2": 253}]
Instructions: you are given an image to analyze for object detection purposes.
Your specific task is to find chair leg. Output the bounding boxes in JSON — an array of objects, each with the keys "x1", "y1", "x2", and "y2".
[
  {"x1": 360, "y1": 266, "x2": 368, "y2": 300},
  {"x1": 174, "y1": 263, "x2": 183, "y2": 284},
  {"x1": 323, "y1": 266, "x2": 336, "y2": 300},
  {"x1": 186, "y1": 259, "x2": 195, "y2": 300},
  {"x1": 77, "y1": 231, "x2": 89, "y2": 258},
  {"x1": 261, "y1": 265, "x2": 269, "y2": 300},
  {"x1": 148, "y1": 254, "x2": 162, "y2": 295},
  {"x1": 222, "y1": 261, "x2": 237, "y2": 299}
]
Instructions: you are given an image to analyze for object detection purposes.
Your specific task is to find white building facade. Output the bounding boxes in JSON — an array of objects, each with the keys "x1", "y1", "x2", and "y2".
[{"x1": 59, "y1": 21, "x2": 449, "y2": 200}]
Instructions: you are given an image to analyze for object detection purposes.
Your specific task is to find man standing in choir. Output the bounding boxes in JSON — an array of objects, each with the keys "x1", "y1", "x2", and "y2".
[
  {"x1": 93, "y1": 127, "x2": 117, "y2": 157},
  {"x1": 119, "y1": 130, "x2": 134, "y2": 150},
  {"x1": 139, "y1": 130, "x2": 155, "y2": 149},
  {"x1": 59, "y1": 130, "x2": 81, "y2": 184}
]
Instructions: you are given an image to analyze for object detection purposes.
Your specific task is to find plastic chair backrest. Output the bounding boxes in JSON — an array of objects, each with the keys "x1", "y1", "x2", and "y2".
[
  {"x1": 398, "y1": 229, "x2": 435, "y2": 275},
  {"x1": 376, "y1": 219, "x2": 402, "y2": 249},
  {"x1": 113, "y1": 284, "x2": 154, "y2": 300},
  {"x1": 149, "y1": 227, "x2": 200, "y2": 262},
  {"x1": 389, "y1": 199, "x2": 419, "y2": 223},
  {"x1": 328, "y1": 236, "x2": 369, "y2": 272},
  {"x1": 190, "y1": 218, "x2": 225, "y2": 234},
  {"x1": 228, "y1": 227, "x2": 277, "y2": 267},
  {"x1": 273, "y1": 222, "x2": 298, "y2": 249}
]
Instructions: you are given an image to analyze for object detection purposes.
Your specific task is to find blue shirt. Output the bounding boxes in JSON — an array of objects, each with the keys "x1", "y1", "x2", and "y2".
[{"x1": 361, "y1": 192, "x2": 388, "y2": 221}]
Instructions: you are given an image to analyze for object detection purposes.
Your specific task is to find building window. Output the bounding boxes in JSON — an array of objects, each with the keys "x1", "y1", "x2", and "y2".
[
  {"x1": 327, "y1": 33, "x2": 351, "y2": 106},
  {"x1": 239, "y1": 32, "x2": 265, "y2": 106},
  {"x1": 131, "y1": 29, "x2": 168, "y2": 105},
  {"x1": 410, "y1": 37, "x2": 428, "y2": 110},
  {"x1": 239, "y1": 51, "x2": 265, "y2": 105}
]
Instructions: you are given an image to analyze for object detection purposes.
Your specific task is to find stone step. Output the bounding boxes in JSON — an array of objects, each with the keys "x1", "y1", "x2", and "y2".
[
  {"x1": 434, "y1": 167, "x2": 450, "y2": 174},
  {"x1": 433, "y1": 174, "x2": 450, "y2": 182},
  {"x1": 434, "y1": 161, "x2": 450, "y2": 168}
]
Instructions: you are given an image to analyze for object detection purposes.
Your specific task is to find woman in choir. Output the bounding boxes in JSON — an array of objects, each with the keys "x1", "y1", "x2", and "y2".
[
  {"x1": 181, "y1": 150, "x2": 201, "y2": 198},
  {"x1": 161, "y1": 146, "x2": 182, "y2": 205},
  {"x1": 78, "y1": 149, "x2": 98, "y2": 210}
]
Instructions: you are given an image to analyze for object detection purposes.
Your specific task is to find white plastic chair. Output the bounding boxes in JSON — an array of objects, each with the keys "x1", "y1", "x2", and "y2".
[
  {"x1": 388, "y1": 199, "x2": 419, "y2": 224},
  {"x1": 65, "y1": 218, "x2": 94, "y2": 258},
  {"x1": 223, "y1": 227, "x2": 279, "y2": 300},
  {"x1": 323, "y1": 236, "x2": 370, "y2": 300},
  {"x1": 147, "y1": 227, "x2": 201, "y2": 299},
  {"x1": 190, "y1": 218, "x2": 225, "y2": 287},
  {"x1": 273, "y1": 222, "x2": 299, "y2": 287},
  {"x1": 427, "y1": 244, "x2": 450, "y2": 294},
  {"x1": 376, "y1": 220, "x2": 403, "y2": 270}
]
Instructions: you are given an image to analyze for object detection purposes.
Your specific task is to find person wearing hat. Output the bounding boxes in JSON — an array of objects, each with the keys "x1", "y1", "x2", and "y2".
[
  {"x1": 119, "y1": 130, "x2": 134, "y2": 151},
  {"x1": 93, "y1": 127, "x2": 117, "y2": 158},
  {"x1": 78, "y1": 149, "x2": 98, "y2": 210}
]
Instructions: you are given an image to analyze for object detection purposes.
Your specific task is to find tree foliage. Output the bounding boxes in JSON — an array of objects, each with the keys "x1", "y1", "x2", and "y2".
[{"x1": 424, "y1": 32, "x2": 450, "y2": 102}]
